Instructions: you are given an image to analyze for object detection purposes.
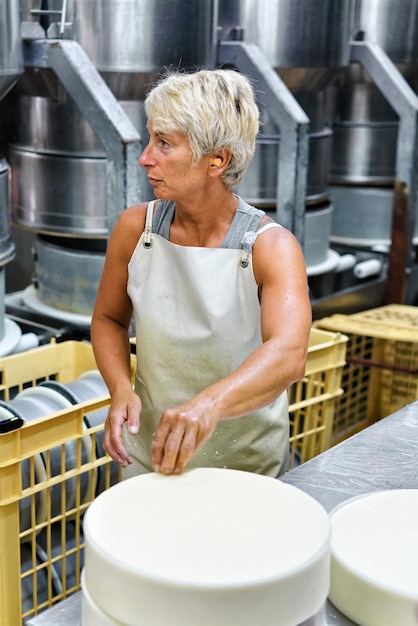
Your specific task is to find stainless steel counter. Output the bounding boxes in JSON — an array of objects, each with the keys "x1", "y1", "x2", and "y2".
[
  {"x1": 282, "y1": 400, "x2": 418, "y2": 512},
  {"x1": 27, "y1": 401, "x2": 418, "y2": 626},
  {"x1": 26, "y1": 591, "x2": 355, "y2": 625}
]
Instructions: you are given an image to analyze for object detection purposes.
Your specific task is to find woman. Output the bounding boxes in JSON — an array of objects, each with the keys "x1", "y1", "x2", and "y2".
[{"x1": 91, "y1": 68, "x2": 311, "y2": 479}]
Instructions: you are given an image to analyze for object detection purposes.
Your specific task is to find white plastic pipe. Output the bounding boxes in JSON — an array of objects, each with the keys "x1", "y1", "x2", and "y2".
[
  {"x1": 335, "y1": 254, "x2": 357, "y2": 273},
  {"x1": 353, "y1": 258, "x2": 383, "y2": 279},
  {"x1": 12, "y1": 332, "x2": 40, "y2": 354}
]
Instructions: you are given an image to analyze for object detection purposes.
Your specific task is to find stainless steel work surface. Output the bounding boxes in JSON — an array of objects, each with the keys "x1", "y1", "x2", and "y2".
[
  {"x1": 27, "y1": 401, "x2": 418, "y2": 626},
  {"x1": 282, "y1": 399, "x2": 418, "y2": 512},
  {"x1": 25, "y1": 591, "x2": 356, "y2": 625}
]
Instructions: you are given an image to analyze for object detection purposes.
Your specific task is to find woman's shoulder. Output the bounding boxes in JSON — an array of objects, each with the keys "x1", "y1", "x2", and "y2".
[
  {"x1": 108, "y1": 202, "x2": 149, "y2": 257},
  {"x1": 113, "y1": 202, "x2": 149, "y2": 235},
  {"x1": 118, "y1": 201, "x2": 149, "y2": 224}
]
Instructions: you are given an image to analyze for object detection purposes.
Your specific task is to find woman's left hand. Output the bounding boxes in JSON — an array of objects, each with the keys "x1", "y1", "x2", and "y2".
[{"x1": 151, "y1": 399, "x2": 220, "y2": 475}]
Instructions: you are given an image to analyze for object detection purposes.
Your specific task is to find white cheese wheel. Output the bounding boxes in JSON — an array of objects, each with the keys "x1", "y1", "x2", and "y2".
[
  {"x1": 81, "y1": 569, "x2": 122, "y2": 625},
  {"x1": 83, "y1": 468, "x2": 330, "y2": 626},
  {"x1": 329, "y1": 489, "x2": 418, "y2": 626}
]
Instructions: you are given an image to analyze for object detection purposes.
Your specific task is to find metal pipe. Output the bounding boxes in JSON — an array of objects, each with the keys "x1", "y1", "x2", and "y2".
[
  {"x1": 60, "y1": 0, "x2": 68, "y2": 36},
  {"x1": 217, "y1": 40, "x2": 310, "y2": 248},
  {"x1": 23, "y1": 37, "x2": 143, "y2": 237}
]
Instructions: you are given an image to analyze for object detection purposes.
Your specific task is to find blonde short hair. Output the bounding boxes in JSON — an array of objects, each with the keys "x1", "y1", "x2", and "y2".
[{"x1": 144, "y1": 69, "x2": 260, "y2": 189}]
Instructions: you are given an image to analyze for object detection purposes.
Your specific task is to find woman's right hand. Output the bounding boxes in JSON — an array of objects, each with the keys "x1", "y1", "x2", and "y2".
[{"x1": 103, "y1": 389, "x2": 142, "y2": 467}]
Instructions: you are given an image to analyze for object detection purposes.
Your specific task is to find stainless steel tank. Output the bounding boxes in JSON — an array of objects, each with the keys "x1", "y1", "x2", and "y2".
[
  {"x1": 12, "y1": 0, "x2": 215, "y2": 236},
  {"x1": 10, "y1": 96, "x2": 153, "y2": 237},
  {"x1": 355, "y1": 0, "x2": 418, "y2": 63},
  {"x1": 329, "y1": 66, "x2": 398, "y2": 185},
  {"x1": 238, "y1": 92, "x2": 332, "y2": 207},
  {"x1": 9, "y1": 0, "x2": 217, "y2": 316},
  {"x1": 0, "y1": 160, "x2": 17, "y2": 349},
  {"x1": 329, "y1": 0, "x2": 418, "y2": 249},
  {"x1": 329, "y1": 0, "x2": 418, "y2": 185},
  {"x1": 0, "y1": 160, "x2": 15, "y2": 266},
  {"x1": 0, "y1": 0, "x2": 23, "y2": 99},
  {"x1": 69, "y1": 0, "x2": 214, "y2": 69},
  {"x1": 218, "y1": 0, "x2": 355, "y2": 92},
  {"x1": 41, "y1": 0, "x2": 216, "y2": 99},
  {"x1": 32, "y1": 236, "x2": 105, "y2": 316},
  {"x1": 220, "y1": 0, "x2": 356, "y2": 270}
]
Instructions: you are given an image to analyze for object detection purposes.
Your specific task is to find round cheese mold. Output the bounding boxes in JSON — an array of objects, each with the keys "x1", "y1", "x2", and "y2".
[
  {"x1": 82, "y1": 569, "x2": 122, "y2": 625},
  {"x1": 83, "y1": 467, "x2": 330, "y2": 626},
  {"x1": 329, "y1": 489, "x2": 418, "y2": 626}
]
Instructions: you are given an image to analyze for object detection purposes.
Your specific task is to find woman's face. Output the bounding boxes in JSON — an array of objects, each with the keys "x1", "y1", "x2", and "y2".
[{"x1": 139, "y1": 123, "x2": 210, "y2": 201}]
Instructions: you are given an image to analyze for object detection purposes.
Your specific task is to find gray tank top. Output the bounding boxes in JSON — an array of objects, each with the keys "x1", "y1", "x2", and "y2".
[{"x1": 152, "y1": 196, "x2": 265, "y2": 248}]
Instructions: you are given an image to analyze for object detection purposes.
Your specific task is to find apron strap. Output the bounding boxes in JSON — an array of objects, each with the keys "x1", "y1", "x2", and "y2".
[
  {"x1": 256, "y1": 222, "x2": 282, "y2": 236},
  {"x1": 143, "y1": 200, "x2": 157, "y2": 248},
  {"x1": 240, "y1": 222, "x2": 282, "y2": 267}
]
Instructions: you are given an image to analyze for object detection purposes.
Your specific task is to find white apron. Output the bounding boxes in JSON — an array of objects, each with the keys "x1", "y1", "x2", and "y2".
[{"x1": 125, "y1": 201, "x2": 289, "y2": 477}]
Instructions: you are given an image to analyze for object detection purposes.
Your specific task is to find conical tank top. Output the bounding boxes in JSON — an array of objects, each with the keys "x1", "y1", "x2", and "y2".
[{"x1": 126, "y1": 198, "x2": 289, "y2": 477}]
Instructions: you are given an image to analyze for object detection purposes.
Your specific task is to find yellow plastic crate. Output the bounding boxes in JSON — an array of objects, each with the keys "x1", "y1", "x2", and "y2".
[
  {"x1": 287, "y1": 328, "x2": 347, "y2": 467},
  {"x1": 0, "y1": 341, "x2": 126, "y2": 626},
  {"x1": 0, "y1": 332, "x2": 346, "y2": 625},
  {"x1": 313, "y1": 304, "x2": 418, "y2": 444}
]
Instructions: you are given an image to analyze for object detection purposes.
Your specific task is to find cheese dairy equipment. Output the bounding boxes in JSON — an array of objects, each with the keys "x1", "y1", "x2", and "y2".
[
  {"x1": 329, "y1": 489, "x2": 418, "y2": 626},
  {"x1": 83, "y1": 468, "x2": 331, "y2": 626}
]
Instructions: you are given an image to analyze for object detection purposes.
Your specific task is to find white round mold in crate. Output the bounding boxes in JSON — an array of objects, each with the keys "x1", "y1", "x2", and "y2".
[
  {"x1": 10, "y1": 386, "x2": 93, "y2": 515},
  {"x1": 0, "y1": 402, "x2": 47, "y2": 537}
]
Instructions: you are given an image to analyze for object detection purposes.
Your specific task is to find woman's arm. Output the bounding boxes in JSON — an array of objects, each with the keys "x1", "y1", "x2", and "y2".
[
  {"x1": 90, "y1": 203, "x2": 147, "y2": 467},
  {"x1": 151, "y1": 224, "x2": 312, "y2": 474}
]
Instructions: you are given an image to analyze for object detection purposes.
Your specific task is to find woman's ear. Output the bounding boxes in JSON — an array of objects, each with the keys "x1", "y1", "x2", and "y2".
[{"x1": 208, "y1": 148, "x2": 231, "y2": 175}]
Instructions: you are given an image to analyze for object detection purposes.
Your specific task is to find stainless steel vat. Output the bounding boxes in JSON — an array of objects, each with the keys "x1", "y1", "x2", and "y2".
[
  {"x1": 329, "y1": 64, "x2": 399, "y2": 184},
  {"x1": 330, "y1": 124, "x2": 397, "y2": 184},
  {"x1": 43, "y1": 0, "x2": 216, "y2": 99},
  {"x1": 329, "y1": 0, "x2": 418, "y2": 249},
  {"x1": 328, "y1": 185, "x2": 418, "y2": 248},
  {"x1": 218, "y1": 0, "x2": 356, "y2": 92},
  {"x1": 304, "y1": 205, "x2": 334, "y2": 267},
  {"x1": 0, "y1": 160, "x2": 15, "y2": 266},
  {"x1": 10, "y1": 146, "x2": 108, "y2": 237},
  {"x1": 10, "y1": 0, "x2": 212, "y2": 243},
  {"x1": 219, "y1": 0, "x2": 348, "y2": 274},
  {"x1": 33, "y1": 236, "x2": 105, "y2": 315},
  {"x1": 16, "y1": 95, "x2": 105, "y2": 156},
  {"x1": 0, "y1": 0, "x2": 23, "y2": 98},
  {"x1": 355, "y1": 0, "x2": 418, "y2": 63},
  {"x1": 237, "y1": 127, "x2": 332, "y2": 207},
  {"x1": 10, "y1": 97, "x2": 154, "y2": 237},
  {"x1": 72, "y1": 0, "x2": 214, "y2": 71},
  {"x1": 238, "y1": 92, "x2": 333, "y2": 207},
  {"x1": 330, "y1": 0, "x2": 418, "y2": 184}
]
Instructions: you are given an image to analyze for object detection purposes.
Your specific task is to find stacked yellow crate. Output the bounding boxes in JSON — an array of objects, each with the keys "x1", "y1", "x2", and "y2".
[{"x1": 314, "y1": 304, "x2": 418, "y2": 444}]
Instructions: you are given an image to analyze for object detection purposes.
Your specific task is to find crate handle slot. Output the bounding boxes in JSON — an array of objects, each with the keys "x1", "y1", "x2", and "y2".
[{"x1": 346, "y1": 356, "x2": 418, "y2": 375}]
